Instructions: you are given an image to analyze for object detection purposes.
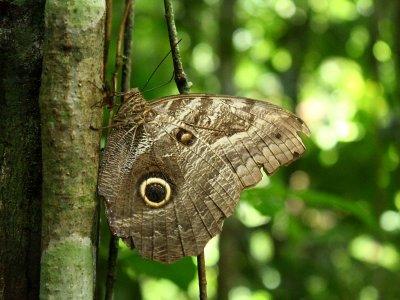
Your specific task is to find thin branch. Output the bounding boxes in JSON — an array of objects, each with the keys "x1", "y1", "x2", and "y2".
[
  {"x1": 103, "y1": 0, "x2": 113, "y2": 83},
  {"x1": 105, "y1": 235, "x2": 119, "y2": 300},
  {"x1": 96, "y1": 1, "x2": 114, "y2": 295},
  {"x1": 197, "y1": 252, "x2": 208, "y2": 300},
  {"x1": 163, "y1": 1, "x2": 207, "y2": 299},
  {"x1": 163, "y1": 0, "x2": 192, "y2": 94},
  {"x1": 111, "y1": 0, "x2": 133, "y2": 96},
  {"x1": 121, "y1": 0, "x2": 135, "y2": 92},
  {"x1": 104, "y1": 1, "x2": 135, "y2": 299}
]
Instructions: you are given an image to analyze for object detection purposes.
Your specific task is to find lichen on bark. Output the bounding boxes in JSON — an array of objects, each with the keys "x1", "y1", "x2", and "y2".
[{"x1": 39, "y1": 0, "x2": 105, "y2": 298}]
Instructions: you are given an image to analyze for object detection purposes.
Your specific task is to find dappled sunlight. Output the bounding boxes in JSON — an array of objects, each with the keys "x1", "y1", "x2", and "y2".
[
  {"x1": 349, "y1": 235, "x2": 400, "y2": 271},
  {"x1": 298, "y1": 57, "x2": 387, "y2": 149}
]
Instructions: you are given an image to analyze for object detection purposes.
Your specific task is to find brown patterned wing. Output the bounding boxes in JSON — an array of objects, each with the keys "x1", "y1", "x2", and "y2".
[
  {"x1": 152, "y1": 94, "x2": 310, "y2": 179},
  {"x1": 98, "y1": 92, "x2": 309, "y2": 263},
  {"x1": 98, "y1": 117, "x2": 241, "y2": 263}
]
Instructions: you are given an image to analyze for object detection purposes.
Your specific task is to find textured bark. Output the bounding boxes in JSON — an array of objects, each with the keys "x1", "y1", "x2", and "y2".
[
  {"x1": 39, "y1": 0, "x2": 105, "y2": 298},
  {"x1": 0, "y1": 1, "x2": 45, "y2": 298}
]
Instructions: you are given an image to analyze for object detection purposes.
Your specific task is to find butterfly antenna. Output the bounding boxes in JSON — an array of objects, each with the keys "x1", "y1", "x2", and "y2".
[
  {"x1": 141, "y1": 38, "x2": 182, "y2": 91},
  {"x1": 143, "y1": 71, "x2": 174, "y2": 93}
]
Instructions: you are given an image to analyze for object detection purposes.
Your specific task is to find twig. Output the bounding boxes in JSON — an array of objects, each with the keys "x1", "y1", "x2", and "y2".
[
  {"x1": 122, "y1": 0, "x2": 135, "y2": 92},
  {"x1": 96, "y1": 1, "x2": 113, "y2": 298},
  {"x1": 163, "y1": 1, "x2": 207, "y2": 299},
  {"x1": 197, "y1": 252, "x2": 208, "y2": 300},
  {"x1": 103, "y1": 0, "x2": 113, "y2": 83},
  {"x1": 104, "y1": 1, "x2": 135, "y2": 299},
  {"x1": 111, "y1": 0, "x2": 133, "y2": 96},
  {"x1": 105, "y1": 235, "x2": 119, "y2": 300},
  {"x1": 163, "y1": 0, "x2": 192, "y2": 94}
]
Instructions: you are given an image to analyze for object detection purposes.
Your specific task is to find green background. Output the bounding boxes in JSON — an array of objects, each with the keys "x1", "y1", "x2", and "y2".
[{"x1": 97, "y1": 0, "x2": 400, "y2": 299}]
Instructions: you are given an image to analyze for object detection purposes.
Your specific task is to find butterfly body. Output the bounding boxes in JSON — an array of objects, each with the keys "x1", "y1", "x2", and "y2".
[{"x1": 98, "y1": 89, "x2": 309, "y2": 263}]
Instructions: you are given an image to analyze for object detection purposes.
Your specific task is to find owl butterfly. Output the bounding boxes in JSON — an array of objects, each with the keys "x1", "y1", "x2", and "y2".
[{"x1": 98, "y1": 88, "x2": 309, "y2": 263}]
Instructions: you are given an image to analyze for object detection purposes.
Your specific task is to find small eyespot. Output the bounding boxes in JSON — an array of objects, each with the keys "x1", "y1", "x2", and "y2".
[
  {"x1": 293, "y1": 151, "x2": 300, "y2": 158},
  {"x1": 139, "y1": 177, "x2": 171, "y2": 208},
  {"x1": 275, "y1": 132, "x2": 282, "y2": 139},
  {"x1": 176, "y1": 128, "x2": 196, "y2": 146}
]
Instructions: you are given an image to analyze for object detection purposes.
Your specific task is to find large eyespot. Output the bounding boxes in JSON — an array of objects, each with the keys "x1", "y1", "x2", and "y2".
[
  {"x1": 139, "y1": 177, "x2": 172, "y2": 208},
  {"x1": 176, "y1": 128, "x2": 196, "y2": 146}
]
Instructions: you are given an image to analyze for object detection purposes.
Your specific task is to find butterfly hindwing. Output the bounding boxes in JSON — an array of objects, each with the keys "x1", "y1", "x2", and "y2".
[{"x1": 98, "y1": 91, "x2": 309, "y2": 263}]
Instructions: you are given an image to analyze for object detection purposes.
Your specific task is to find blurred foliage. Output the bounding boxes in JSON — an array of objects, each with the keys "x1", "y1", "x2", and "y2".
[{"x1": 97, "y1": 0, "x2": 400, "y2": 299}]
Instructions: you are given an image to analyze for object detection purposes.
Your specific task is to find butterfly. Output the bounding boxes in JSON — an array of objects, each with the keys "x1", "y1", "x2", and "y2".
[{"x1": 98, "y1": 88, "x2": 309, "y2": 263}]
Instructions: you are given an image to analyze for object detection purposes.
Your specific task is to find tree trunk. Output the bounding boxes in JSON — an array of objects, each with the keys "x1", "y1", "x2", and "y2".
[
  {"x1": 0, "y1": 1, "x2": 45, "y2": 298},
  {"x1": 39, "y1": 1, "x2": 105, "y2": 298}
]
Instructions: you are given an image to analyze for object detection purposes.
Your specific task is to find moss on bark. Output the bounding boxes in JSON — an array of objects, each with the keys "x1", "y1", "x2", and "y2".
[{"x1": 39, "y1": 0, "x2": 105, "y2": 298}]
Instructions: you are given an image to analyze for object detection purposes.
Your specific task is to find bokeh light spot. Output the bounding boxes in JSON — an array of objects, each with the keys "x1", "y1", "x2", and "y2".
[
  {"x1": 250, "y1": 40, "x2": 273, "y2": 62},
  {"x1": 233, "y1": 28, "x2": 254, "y2": 52},
  {"x1": 274, "y1": 0, "x2": 296, "y2": 19},
  {"x1": 204, "y1": 236, "x2": 219, "y2": 266},
  {"x1": 271, "y1": 49, "x2": 292, "y2": 72},
  {"x1": 373, "y1": 41, "x2": 392, "y2": 62},
  {"x1": 356, "y1": 0, "x2": 374, "y2": 16},
  {"x1": 308, "y1": 0, "x2": 328, "y2": 13},
  {"x1": 306, "y1": 275, "x2": 327, "y2": 295},
  {"x1": 394, "y1": 191, "x2": 400, "y2": 211},
  {"x1": 346, "y1": 26, "x2": 370, "y2": 57},
  {"x1": 229, "y1": 286, "x2": 251, "y2": 300},
  {"x1": 319, "y1": 149, "x2": 339, "y2": 166},
  {"x1": 191, "y1": 43, "x2": 218, "y2": 74},
  {"x1": 289, "y1": 170, "x2": 310, "y2": 191},
  {"x1": 350, "y1": 235, "x2": 400, "y2": 270},
  {"x1": 250, "y1": 231, "x2": 274, "y2": 262},
  {"x1": 235, "y1": 60, "x2": 263, "y2": 89},
  {"x1": 380, "y1": 210, "x2": 400, "y2": 232},
  {"x1": 359, "y1": 286, "x2": 379, "y2": 300},
  {"x1": 261, "y1": 267, "x2": 281, "y2": 290},
  {"x1": 237, "y1": 201, "x2": 271, "y2": 227}
]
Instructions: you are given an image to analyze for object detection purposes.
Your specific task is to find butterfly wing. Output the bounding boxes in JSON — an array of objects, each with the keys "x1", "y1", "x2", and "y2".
[
  {"x1": 98, "y1": 93, "x2": 309, "y2": 263},
  {"x1": 152, "y1": 94, "x2": 309, "y2": 178}
]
